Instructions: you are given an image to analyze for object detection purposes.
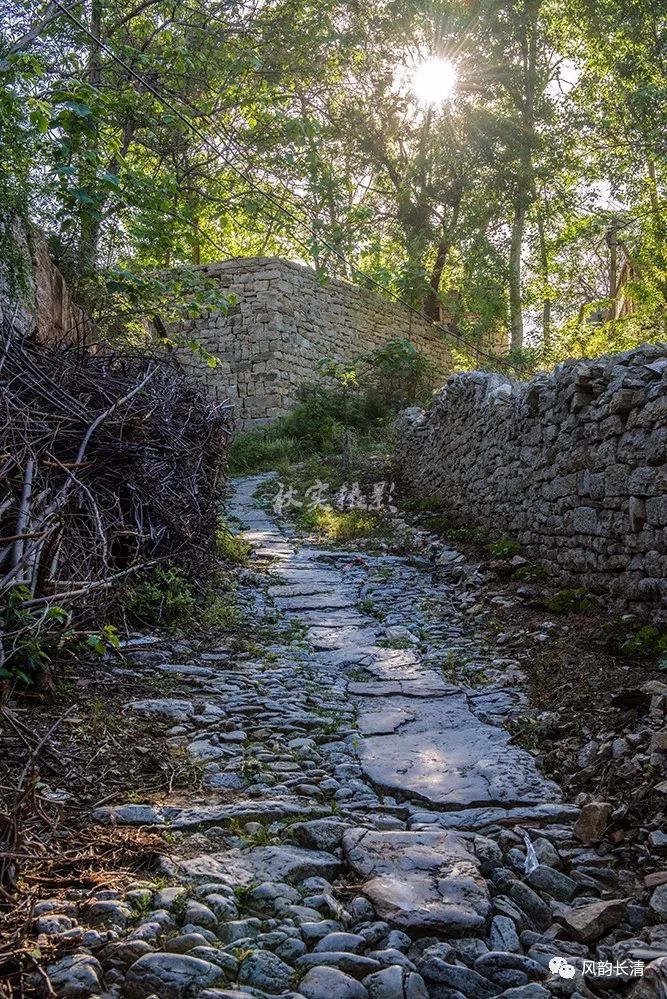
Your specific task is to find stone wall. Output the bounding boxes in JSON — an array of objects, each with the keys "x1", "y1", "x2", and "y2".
[
  {"x1": 172, "y1": 257, "x2": 453, "y2": 428},
  {"x1": 32, "y1": 239, "x2": 92, "y2": 346},
  {"x1": 0, "y1": 219, "x2": 91, "y2": 345},
  {"x1": 0, "y1": 220, "x2": 36, "y2": 337},
  {"x1": 394, "y1": 344, "x2": 667, "y2": 621}
]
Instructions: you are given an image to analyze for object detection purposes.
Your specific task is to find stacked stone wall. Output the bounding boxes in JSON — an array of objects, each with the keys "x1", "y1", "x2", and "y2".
[
  {"x1": 172, "y1": 257, "x2": 453, "y2": 428},
  {"x1": 394, "y1": 344, "x2": 667, "y2": 621},
  {"x1": 0, "y1": 219, "x2": 91, "y2": 345}
]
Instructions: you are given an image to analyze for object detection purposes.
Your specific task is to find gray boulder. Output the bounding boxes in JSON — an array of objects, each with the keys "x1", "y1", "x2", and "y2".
[
  {"x1": 363, "y1": 965, "x2": 429, "y2": 998},
  {"x1": 299, "y1": 966, "x2": 369, "y2": 998},
  {"x1": 124, "y1": 953, "x2": 222, "y2": 998},
  {"x1": 237, "y1": 949, "x2": 294, "y2": 994},
  {"x1": 46, "y1": 954, "x2": 104, "y2": 997}
]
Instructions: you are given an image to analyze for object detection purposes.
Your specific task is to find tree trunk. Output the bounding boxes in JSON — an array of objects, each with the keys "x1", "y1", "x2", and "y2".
[
  {"x1": 536, "y1": 207, "x2": 550, "y2": 346},
  {"x1": 647, "y1": 160, "x2": 667, "y2": 303},
  {"x1": 423, "y1": 192, "x2": 462, "y2": 320},
  {"x1": 507, "y1": 0, "x2": 543, "y2": 353},
  {"x1": 509, "y1": 199, "x2": 525, "y2": 351},
  {"x1": 607, "y1": 221, "x2": 619, "y2": 319},
  {"x1": 647, "y1": 159, "x2": 661, "y2": 219},
  {"x1": 89, "y1": 0, "x2": 102, "y2": 86},
  {"x1": 76, "y1": 0, "x2": 103, "y2": 274}
]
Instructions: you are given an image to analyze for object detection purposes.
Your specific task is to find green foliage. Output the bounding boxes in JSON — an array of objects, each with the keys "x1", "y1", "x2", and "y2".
[
  {"x1": 122, "y1": 564, "x2": 195, "y2": 627},
  {"x1": 0, "y1": 587, "x2": 69, "y2": 686},
  {"x1": 443, "y1": 526, "x2": 488, "y2": 544},
  {"x1": 199, "y1": 595, "x2": 242, "y2": 630},
  {"x1": 229, "y1": 339, "x2": 432, "y2": 474},
  {"x1": 217, "y1": 522, "x2": 251, "y2": 565},
  {"x1": 377, "y1": 637, "x2": 413, "y2": 650},
  {"x1": 512, "y1": 564, "x2": 550, "y2": 583},
  {"x1": 356, "y1": 598, "x2": 385, "y2": 620},
  {"x1": 2, "y1": 0, "x2": 665, "y2": 357},
  {"x1": 601, "y1": 619, "x2": 667, "y2": 657},
  {"x1": 544, "y1": 588, "x2": 600, "y2": 614},
  {"x1": 509, "y1": 715, "x2": 541, "y2": 751},
  {"x1": 439, "y1": 650, "x2": 489, "y2": 687},
  {"x1": 296, "y1": 505, "x2": 388, "y2": 543},
  {"x1": 488, "y1": 538, "x2": 522, "y2": 559},
  {"x1": 229, "y1": 432, "x2": 302, "y2": 475},
  {"x1": 122, "y1": 560, "x2": 243, "y2": 632},
  {"x1": 0, "y1": 585, "x2": 120, "y2": 689},
  {"x1": 85, "y1": 625, "x2": 121, "y2": 656},
  {"x1": 400, "y1": 497, "x2": 444, "y2": 514},
  {"x1": 356, "y1": 338, "x2": 436, "y2": 409}
]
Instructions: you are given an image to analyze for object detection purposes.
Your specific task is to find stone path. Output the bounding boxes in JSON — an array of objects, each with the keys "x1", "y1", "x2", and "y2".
[{"x1": 39, "y1": 475, "x2": 662, "y2": 998}]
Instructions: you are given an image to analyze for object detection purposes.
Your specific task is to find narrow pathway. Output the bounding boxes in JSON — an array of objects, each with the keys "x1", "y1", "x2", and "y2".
[{"x1": 41, "y1": 475, "x2": 649, "y2": 998}]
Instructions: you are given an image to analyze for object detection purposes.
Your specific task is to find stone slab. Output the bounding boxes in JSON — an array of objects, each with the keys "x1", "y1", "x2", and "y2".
[
  {"x1": 348, "y1": 677, "x2": 454, "y2": 697},
  {"x1": 273, "y1": 593, "x2": 356, "y2": 611},
  {"x1": 93, "y1": 798, "x2": 328, "y2": 828},
  {"x1": 308, "y1": 627, "x2": 380, "y2": 650},
  {"x1": 178, "y1": 845, "x2": 344, "y2": 886},
  {"x1": 357, "y1": 707, "x2": 416, "y2": 735},
  {"x1": 407, "y1": 802, "x2": 581, "y2": 832},
  {"x1": 357, "y1": 694, "x2": 562, "y2": 809},
  {"x1": 342, "y1": 828, "x2": 490, "y2": 935}
]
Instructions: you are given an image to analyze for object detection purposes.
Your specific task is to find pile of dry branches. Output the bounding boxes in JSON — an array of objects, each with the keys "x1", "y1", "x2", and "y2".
[{"x1": 0, "y1": 318, "x2": 232, "y2": 684}]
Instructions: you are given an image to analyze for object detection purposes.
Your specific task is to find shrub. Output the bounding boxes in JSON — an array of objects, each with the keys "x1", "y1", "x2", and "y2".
[
  {"x1": 513, "y1": 564, "x2": 550, "y2": 583},
  {"x1": 217, "y1": 522, "x2": 251, "y2": 564},
  {"x1": 488, "y1": 538, "x2": 522, "y2": 558},
  {"x1": 356, "y1": 337, "x2": 436, "y2": 409},
  {"x1": 0, "y1": 588, "x2": 120, "y2": 692},
  {"x1": 228, "y1": 338, "x2": 435, "y2": 474},
  {"x1": 544, "y1": 588, "x2": 600, "y2": 614},
  {"x1": 199, "y1": 595, "x2": 242, "y2": 630},
  {"x1": 296, "y1": 505, "x2": 387, "y2": 543},
  {"x1": 122, "y1": 564, "x2": 195, "y2": 626},
  {"x1": 601, "y1": 619, "x2": 667, "y2": 657}
]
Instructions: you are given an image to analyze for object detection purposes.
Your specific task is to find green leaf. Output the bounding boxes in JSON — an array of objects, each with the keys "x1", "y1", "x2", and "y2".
[
  {"x1": 61, "y1": 100, "x2": 93, "y2": 117},
  {"x1": 29, "y1": 108, "x2": 50, "y2": 133},
  {"x1": 99, "y1": 171, "x2": 121, "y2": 188},
  {"x1": 70, "y1": 187, "x2": 97, "y2": 205}
]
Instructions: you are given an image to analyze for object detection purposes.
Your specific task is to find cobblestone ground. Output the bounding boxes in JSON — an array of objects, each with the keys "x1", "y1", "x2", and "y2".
[{"x1": 38, "y1": 476, "x2": 665, "y2": 998}]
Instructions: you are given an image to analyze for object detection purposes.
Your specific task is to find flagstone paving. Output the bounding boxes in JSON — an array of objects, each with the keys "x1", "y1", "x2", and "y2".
[{"x1": 37, "y1": 474, "x2": 654, "y2": 997}]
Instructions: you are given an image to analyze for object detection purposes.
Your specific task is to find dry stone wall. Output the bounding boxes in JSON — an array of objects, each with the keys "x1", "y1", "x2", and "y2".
[
  {"x1": 0, "y1": 219, "x2": 91, "y2": 345},
  {"x1": 394, "y1": 344, "x2": 667, "y2": 621},
  {"x1": 171, "y1": 257, "x2": 453, "y2": 428}
]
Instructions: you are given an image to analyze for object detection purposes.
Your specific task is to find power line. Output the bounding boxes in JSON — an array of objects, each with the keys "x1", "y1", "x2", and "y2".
[{"x1": 47, "y1": 0, "x2": 506, "y2": 365}]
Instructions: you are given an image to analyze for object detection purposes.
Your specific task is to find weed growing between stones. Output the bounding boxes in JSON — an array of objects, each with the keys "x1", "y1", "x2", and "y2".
[
  {"x1": 544, "y1": 587, "x2": 601, "y2": 614},
  {"x1": 377, "y1": 636, "x2": 414, "y2": 649},
  {"x1": 439, "y1": 650, "x2": 489, "y2": 687},
  {"x1": 488, "y1": 537, "x2": 523, "y2": 558},
  {"x1": 508, "y1": 714, "x2": 542, "y2": 750},
  {"x1": 76, "y1": 697, "x2": 122, "y2": 740},
  {"x1": 295, "y1": 504, "x2": 391, "y2": 544},
  {"x1": 138, "y1": 672, "x2": 182, "y2": 696},
  {"x1": 226, "y1": 819, "x2": 277, "y2": 847},
  {"x1": 355, "y1": 598, "x2": 386, "y2": 620},
  {"x1": 512, "y1": 563, "x2": 550, "y2": 583},
  {"x1": 216, "y1": 520, "x2": 252, "y2": 564}
]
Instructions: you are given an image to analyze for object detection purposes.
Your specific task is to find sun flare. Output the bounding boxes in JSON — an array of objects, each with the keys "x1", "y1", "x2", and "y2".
[{"x1": 411, "y1": 57, "x2": 457, "y2": 106}]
